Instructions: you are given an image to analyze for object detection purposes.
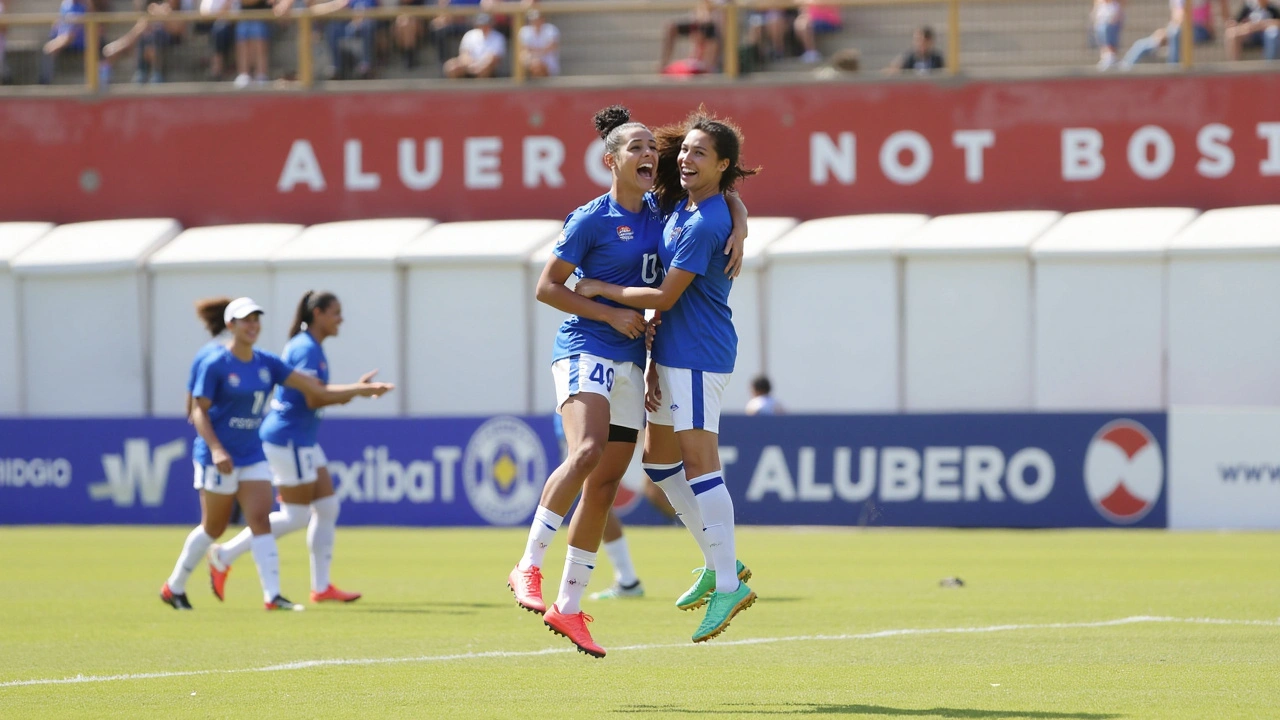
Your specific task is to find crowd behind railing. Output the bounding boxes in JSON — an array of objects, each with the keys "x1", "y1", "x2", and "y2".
[{"x1": 0, "y1": 0, "x2": 1277, "y2": 91}]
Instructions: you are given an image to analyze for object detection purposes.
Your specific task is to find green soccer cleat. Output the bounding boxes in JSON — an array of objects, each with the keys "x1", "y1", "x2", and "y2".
[
  {"x1": 675, "y1": 560, "x2": 752, "y2": 611},
  {"x1": 589, "y1": 580, "x2": 645, "y2": 600},
  {"x1": 692, "y1": 581, "x2": 757, "y2": 643}
]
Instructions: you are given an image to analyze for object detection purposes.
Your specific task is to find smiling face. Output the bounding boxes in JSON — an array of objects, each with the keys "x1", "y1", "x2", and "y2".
[
  {"x1": 311, "y1": 300, "x2": 343, "y2": 338},
  {"x1": 607, "y1": 126, "x2": 659, "y2": 194},
  {"x1": 677, "y1": 129, "x2": 729, "y2": 198},
  {"x1": 229, "y1": 312, "x2": 262, "y2": 346}
]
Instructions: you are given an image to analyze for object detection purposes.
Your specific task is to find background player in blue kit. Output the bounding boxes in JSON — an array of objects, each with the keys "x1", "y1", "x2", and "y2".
[
  {"x1": 576, "y1": 108, "x2": 760, "y2": 643},
  {"x1": 186, "y1": 297, "x2": 233, "y2": 420},
  {"x1": 161, "y1": 297, "x2": 391, "y2": 611},
  {"x1": 207, "y1": 291, "x2": 392, "y2": 606},
  {"x1": 510, "y1": 105, "x2": 749, "y2": 658}
]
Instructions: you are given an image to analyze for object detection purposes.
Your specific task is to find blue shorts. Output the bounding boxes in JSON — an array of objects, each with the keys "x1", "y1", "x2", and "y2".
[{"x1": 236, "y1": 20, "x2": 271, "y2": 42}]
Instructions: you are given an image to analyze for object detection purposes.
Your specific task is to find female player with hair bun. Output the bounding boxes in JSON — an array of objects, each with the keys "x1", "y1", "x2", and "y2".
[
  {"x1": 206, "y1": 290, "x2": 391, "y2": 606},
  {"x1": 508, "y1": 105, "x2": 748, "y2": 658}
]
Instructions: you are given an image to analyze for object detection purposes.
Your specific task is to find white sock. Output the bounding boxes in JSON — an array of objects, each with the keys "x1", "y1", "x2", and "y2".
[
  {"x1": 167, "y1": 526, "x2": 214, "y2": 594},
  {"x1": 602, "y1": 537, "x2": 638, "y2": 586},
  {"x1": 518, "y1": 506, "x2": 563, "y2": 570},
  {"x1": 555, "y1": 546, "x2": 596, "y2": 615},
  {"x1": 219, "y1": 503, "x2": 308, "y2": 565},
  {"x1": 250, "y1": 533, "x2": 281, "y2": 602},
  {"x1": 689, "y1": 472, "x2": 739, "y2": 592},
  {"x1": 645, "y1": 462, "x2": 714, "y2": 567},
  {"x1": 309, "y1": 495, "x2": 339, "y2": 592}
]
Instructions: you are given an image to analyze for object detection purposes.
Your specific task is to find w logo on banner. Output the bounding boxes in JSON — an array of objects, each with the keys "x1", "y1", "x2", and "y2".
[{"x1": 89, "y1": 438, "x2": 187, "y2": 508}]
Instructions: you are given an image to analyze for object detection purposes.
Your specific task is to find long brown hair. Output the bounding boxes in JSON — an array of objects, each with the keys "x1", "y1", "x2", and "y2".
[
  {"x1": 194, "y1": 297, "x2": 232, "y2": 337},
  {"x1": 653, "y1": 105, "x2": 760, "y2": 214},
  {"x1": 289, "y1": 290, "x2": 338, "y2": 338}
]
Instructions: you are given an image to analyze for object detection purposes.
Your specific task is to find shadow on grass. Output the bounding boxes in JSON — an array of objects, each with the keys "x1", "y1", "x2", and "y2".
[
  {"x1": 616, "y1": 704, "x2": 1121, "y2": 718},
  {"x1": 346, "y1": 600, "x2": 507, "y2": 616}
]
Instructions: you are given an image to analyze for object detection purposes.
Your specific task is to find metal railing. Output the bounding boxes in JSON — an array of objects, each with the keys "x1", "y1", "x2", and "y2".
[{"x1": 0, "y1": 0, "x2": 1211, "y2": 93}]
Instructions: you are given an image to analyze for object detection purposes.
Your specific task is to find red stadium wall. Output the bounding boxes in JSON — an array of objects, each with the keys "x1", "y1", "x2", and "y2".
[{"x1": 2, "y1": 74, "x2": 1278, "y2": 226}]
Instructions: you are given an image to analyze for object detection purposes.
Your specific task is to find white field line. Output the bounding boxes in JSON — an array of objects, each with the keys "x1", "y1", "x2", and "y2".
[{"x1": 3, "y1": 615, "x2": 1277, "y2": 689}]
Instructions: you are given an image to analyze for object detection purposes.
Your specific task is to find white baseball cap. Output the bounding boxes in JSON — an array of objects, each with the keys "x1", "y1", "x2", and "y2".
[{"x1": 224, "y1": 297, "x2": 265, "y2": 324}]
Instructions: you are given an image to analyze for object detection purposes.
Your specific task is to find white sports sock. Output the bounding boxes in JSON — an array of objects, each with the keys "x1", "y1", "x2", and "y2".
[
  {"x1": 555, "y1": 546, "x2": 596, "y2": 615},
  {"x1": 602, "y1": 537, "x2": 638, "y2": 586},
  {"x1": 167, "y1": 526, "x2": 214, "y2": 594},
  {"x1": 688, "y1": 472, "x2": 739, "y2": 592},
  {"x1": 309, "y1": 495, "x2": 339, "y2": 593},
  {"x1": 645, "y1": 462, "x2": 714, "y2": 567},
  {"x1": 518, "y1": 506, "x2": 563, "y2": 570},
  {"x1": 219, "y1": 503, "x2": 309, "y2": 565},
  {"x1": 250, "y1": 534, "x2": 281, "y2": 602}
]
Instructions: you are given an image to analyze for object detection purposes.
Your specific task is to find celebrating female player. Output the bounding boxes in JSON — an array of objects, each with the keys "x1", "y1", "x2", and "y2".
[
  {"x1": 576, "y1": 108, "x2": 760, "y2": 643},
  {"x1": 508, "y1": 105, "x2": 747, "y2": 658},
  {"x1": 206, "y1": 291, "x2": 389, "y2": 605},
  {"x1": 160, "y1": 297, "x2": 391, "y2": 611}
]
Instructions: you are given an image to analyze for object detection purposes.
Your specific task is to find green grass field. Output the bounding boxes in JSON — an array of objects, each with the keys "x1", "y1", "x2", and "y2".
[{"x1": 1, "y1": 526, "x2": 1277, "y2": 718}]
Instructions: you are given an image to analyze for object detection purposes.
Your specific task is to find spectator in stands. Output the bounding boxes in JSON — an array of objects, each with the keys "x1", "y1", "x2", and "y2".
[
  {"x1": 745, "y1": 5, "x2": 794, "y2": 64},
  {"x1": 430, "y1": 0, "x2": 479, "y2": 66},
  {"x1": 39, "y1": 0, "x2": 89, "y2": 84},
  {"x1": 1225, "y1": 0, "x2": 1280, "y2": 59},
  {"x1": 0, "y1": 0, "x2": 9, "y2": 85},
  {"x1": 313, "y1": 0, "x2": 379, "y2": 79},
  {"x1": 1118, "y1": 0, "x2": 1230, "y2": 68},
  {"x1": 886, "y1": 25, "x2": 944, "y2": 74},
  {"x1": 101, "y1": 0, "x2": 190, "y2": 83},
  {"x1": 394, "y1": 0, "x2": 427, "y2": 69},
  {"x1": 444, "y1": 12, "x2": 504, "y2": 78},
  {"x1": 795, "y1": 1, "x2": 842, "y2": 63},
  {"x1": 199, "y1": 0, "x2": 236, "y2": 80},
  {"x1": 746, "y1": 375, "x2": 784, "y2": 416},
  {"x1": 234, "y1": 0, "x2": 274, "y2": 87},
  {"x1": 659, "y1": 0, "x2": 722, "y2": 73},
  {"x1": 517, "y1": 8, "x2": 558, "y2": 77},
  {"x1": 1092, "y1": 0, "x2": 1124, "y2": 69}
]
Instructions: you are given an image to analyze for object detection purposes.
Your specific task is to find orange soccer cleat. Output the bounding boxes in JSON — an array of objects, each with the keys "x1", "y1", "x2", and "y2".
[
  {"x1": 543, "y1": 605, "x2": 605, "y2": 658},
  {"x1": 206, "y1": 544, "x2": 230, "y2": 602},
  {"x1": 310, "y1": 584, "x2": 362, "y2": 603},
  {"x1": 507, "y1": 565, "x2": 546, "y2": 615}
]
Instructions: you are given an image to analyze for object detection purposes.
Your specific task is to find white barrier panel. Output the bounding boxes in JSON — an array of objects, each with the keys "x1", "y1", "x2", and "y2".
[
  {"x1": 1168, "y1": 206, "x2": 1280, "y2": 406},
  {"x1": 13, "y1": 219, "x2": 180, "y2": 416},
  {"x1": 400, "y1": 220, "x2": 561, "y2": 415},
  {"x1": 765, "y1": 214, "x2": 928, "y2": 412},
  {"x1": 902, "y1": 211, "x2": 1060, "y2": 412},
  {"x1": 1168, "y1": 407, "x2": 1280, "y2": 529},
  {"x1": 0, "y1": 223, "x2": 53, "y2": 415},
  {"x1": 1032, "y1": 208, "x2": 1197, "y2": 411},
  {"x1": 271, "y1": 219, "x2": 435, "y2": 418},
  {"x1": 148, "y1": 224, "x2": 302, "y2": 416},
  {"x1": 724, "y1": 217, "x2": 798, "y2": 414}
]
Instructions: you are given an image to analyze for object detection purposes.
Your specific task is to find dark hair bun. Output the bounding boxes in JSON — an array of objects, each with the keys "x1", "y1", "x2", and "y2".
[{"x1": 593, "y1": 105, "x2": 632, "y2": 140}]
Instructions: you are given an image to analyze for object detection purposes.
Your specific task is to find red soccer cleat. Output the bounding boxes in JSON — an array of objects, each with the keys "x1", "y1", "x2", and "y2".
[
  {"x1": 310, "y1": 584, "x2": 362, "y2": 603},
  {"x1": 206, "y1": 545, "x2": 229, "y2": 602},
  {"x1": 508, "y1": 565, "x2": 546, "y2": 615},
  {"x1": 543, "y1": 604, "x2": 605, "y2": 658}
]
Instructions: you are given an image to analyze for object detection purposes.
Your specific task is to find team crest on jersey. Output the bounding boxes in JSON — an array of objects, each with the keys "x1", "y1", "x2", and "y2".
[
  {"x1": 227, "y1": 373, "x2": 241, "y2": 388},
  {"x1": 616, "y1": 225, "x2": 634, "y2": 242},
  {"x1": 259, "y1": 368, "x2": 271, "y2": 384}
]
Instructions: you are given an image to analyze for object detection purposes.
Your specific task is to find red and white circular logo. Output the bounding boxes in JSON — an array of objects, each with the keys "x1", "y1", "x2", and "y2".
[
  {"x1": 1083, "y1": 420, "x2": 1163, "y2": 524},
  {"x1": 612, "y1": 484, "x2": 643, "y2": 516}
]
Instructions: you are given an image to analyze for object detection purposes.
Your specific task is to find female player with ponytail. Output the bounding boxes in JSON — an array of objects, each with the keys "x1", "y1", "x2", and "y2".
[{"x1": 202, "y1": 292, "x2": 393, "y2": 606}]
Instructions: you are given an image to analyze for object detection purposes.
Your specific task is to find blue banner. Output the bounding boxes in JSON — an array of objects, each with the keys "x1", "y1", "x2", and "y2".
[{"x1": 0, "y1": 413, "x2": 1167, "y2": 528}]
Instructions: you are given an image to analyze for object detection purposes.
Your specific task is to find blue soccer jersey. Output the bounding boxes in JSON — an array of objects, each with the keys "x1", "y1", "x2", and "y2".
[
  {"x1": 186, "y1": 339, "x2": 227, "y2": 394},
  {"x1": 551, "y1": 192, "x2": 664, "y2": 368},
  {"x1": 260, "y1": 332, "x2": 329, "y2": 448},
  {"x1": 191, "y1": 348, "x2": 293, "y2": 467},
  {"x1": 651, "y1": 193, "x2": 737, "y2": 374}
]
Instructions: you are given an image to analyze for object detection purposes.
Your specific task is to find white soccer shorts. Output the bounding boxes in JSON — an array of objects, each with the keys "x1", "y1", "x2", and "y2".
[
  {"x1": 646, "y1": 364, "x2": 732, "y2": 434},
  {"x1": 192, "y1": 460, "x2": 272, "y2": 495},
  {"x1": 263, "y1": 441, "x2": 329, "y2": 487},
  {"x1": 552, "y1": 353, "x2": 645, "y2": 430}
]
